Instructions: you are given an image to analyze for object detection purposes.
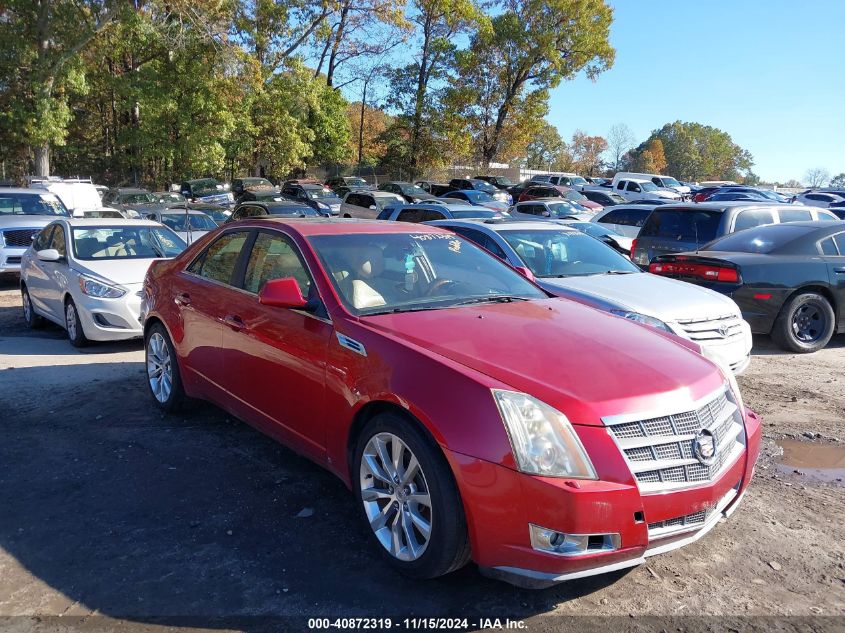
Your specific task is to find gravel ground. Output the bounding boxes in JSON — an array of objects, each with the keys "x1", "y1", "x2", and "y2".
[{"x1": 0, "y1": 272, "x2": 843, "y2": 632}]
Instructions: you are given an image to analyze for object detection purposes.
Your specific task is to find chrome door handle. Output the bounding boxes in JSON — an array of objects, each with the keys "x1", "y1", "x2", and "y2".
[
  {"x1": 221, "y1": 315, "x2": 245, "y2": 331},
  {"x1": 174, "y1": 293, "x2": 191, "y2": 306}
]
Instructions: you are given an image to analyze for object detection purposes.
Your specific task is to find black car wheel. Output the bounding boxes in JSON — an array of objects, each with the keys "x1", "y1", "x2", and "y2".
[{"x1": 772, "y1": 292, "x2": 835, "y2": 353}]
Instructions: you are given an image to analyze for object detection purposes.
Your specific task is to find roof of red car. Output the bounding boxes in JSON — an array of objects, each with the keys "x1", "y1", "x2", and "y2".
[{"x1": 240, "y1": 217, "x2": 449, "y2": 237}]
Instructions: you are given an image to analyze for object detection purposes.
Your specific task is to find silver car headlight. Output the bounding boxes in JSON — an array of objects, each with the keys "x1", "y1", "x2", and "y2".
[
  {"x1": 610, "y1": 309, "x2": 673, "y2": 333},
  {"x1": 493, "y1": 390, "x2": 597, "y2": 479},
  {"x1": 78, "y1": 275, "x2": 126, "y2": 298}
]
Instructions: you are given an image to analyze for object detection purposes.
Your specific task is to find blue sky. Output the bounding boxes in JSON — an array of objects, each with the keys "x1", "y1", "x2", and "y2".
[{"x1": 547, "y1": 0, "x2": 844, "y2": 183}]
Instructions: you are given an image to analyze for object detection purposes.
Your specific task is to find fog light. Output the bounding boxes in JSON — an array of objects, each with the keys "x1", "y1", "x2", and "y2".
[{"x1": 529, "y1": 524, "x2": 620, "y2": 557}]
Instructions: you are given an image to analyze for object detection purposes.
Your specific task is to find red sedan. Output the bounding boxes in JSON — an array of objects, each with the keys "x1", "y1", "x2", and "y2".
[{"x1": 141, "y1": 218, "x2": 760, "y2": 588}]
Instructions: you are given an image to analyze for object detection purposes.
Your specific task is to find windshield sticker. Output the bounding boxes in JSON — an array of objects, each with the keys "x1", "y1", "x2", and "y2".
[
  {"x1": 448, "y1": 239, "x2": 462, "y2": 253},
  {"x1": 410, "y1": 234, "x2": 453, "y2": 241}
]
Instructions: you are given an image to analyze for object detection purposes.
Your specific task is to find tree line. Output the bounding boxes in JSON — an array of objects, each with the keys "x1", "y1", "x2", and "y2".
[{"x1": 0, "y1": 0, "x2": 615, "y2": 187}]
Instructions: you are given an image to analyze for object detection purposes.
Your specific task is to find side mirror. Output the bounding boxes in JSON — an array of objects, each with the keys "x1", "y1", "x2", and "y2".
[
  {"x1": 259, "y1": 277, "x2": 310, "y2": 309},
  {"x1": 37, "y1": 249, "x2": 61, "y2": 262},
  {"x1": 513, "y1": 265, "x2": 535, "y2": 281},
  {"x1": 369, "y1": 205, "x2": 378, "y2": 210},
  {"x1": 542, "y1": 211, "x2": 551, "y2": 217}
]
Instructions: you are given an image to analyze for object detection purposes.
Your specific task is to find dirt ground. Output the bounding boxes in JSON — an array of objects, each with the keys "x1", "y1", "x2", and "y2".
[{"x1": 0, "y1": 272, "x2": 843, "y2": 632}]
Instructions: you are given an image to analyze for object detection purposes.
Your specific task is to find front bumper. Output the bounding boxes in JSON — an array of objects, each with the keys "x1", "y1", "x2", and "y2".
[
  {"x1": 0, "y1": 247, "x2": 26, "y2": 273},
  {"x1": 73, "y1": 285, "x2": 144, "y2": 341},
  {"x1": 448, "y1": 406, "x2": 762, "y2": 589}
]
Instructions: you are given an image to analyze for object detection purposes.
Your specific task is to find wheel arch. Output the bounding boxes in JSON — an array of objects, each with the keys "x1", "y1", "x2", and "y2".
[{"x1": 778, "y1": 284, "x2": 838, "y2": 322}]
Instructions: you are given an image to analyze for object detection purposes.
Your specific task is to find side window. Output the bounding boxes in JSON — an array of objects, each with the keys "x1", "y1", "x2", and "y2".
[
  {"x1": 626, "y1": 182, "x2": 641, "y2": 192},
  {"x1": 777, "y1": 208, "x2": 812, "y2": 223},
  {"x1": 362, "y1": 196, "x2": 375, "y2": 209},
  {"x1": 820, "y1": 237, "x2": 838, "y2": 256},
  {"x1": 734, "y1": 209, "x2": 775, "y2": 231},
  {"x1": 600, "y1": 209, "x2": 627, "y2": 224},
  {"x1": 245, "y1": 205, "x2": 267, "y2": 218},
  {"x1": 834, "y1": 233, "x2": 845, "y2": 255},
  {"x1": 633, "y1": 210, "x2": 650, "y2": 227},
  {"x1": 616, "y1": 181, "x2": 625, "y2": 190},
  {"x1": 243, "y1": 231, "x2": 312, "y2": 297},
  {"x1": 421, "y1": 210, "x2": 446, "y2": 221},
  {"x1": 49, "y1": 225, "x2": 67, "y2": 257},
  {"x1": 34, "y1": 226, "x2": 54, "y2": 251},
  {"x1": 188, "y1": 231, "x2": 249, "y2": 285}
]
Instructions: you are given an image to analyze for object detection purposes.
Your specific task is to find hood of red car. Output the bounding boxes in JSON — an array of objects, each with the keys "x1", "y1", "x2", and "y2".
[{"x1": 362, "y1": 298, "x2": 724, "y2": 426}]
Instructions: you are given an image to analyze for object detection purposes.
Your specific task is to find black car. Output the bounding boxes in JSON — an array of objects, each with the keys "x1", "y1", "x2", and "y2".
[
  {"x1": 506, "y1": 179, "x2": 540, "y2": 199},
  {"x1": 473, "y1": 175, "x2": 515, "y2": 190},
  {"x1": 225, "y1": 200, "x2": 318, "y2": 223},
  {"x1": 416, "y1": 181, "x2": 453, "y2": 196},
  {"x1": 280, "y1": 183, "x2": 342, "y2": 216},
  {"x1": 648, "y1": 222, "x2": 845, "y2": 353},
  {"x1": 581, "y1": 189, "x2": 628, "y2": 206},
  {"x1": 232, "y1": 177, "x2": 279, "y2": 201},
  {"x1": 378, "y1": 181, "x2": 437, "y2": 203}
]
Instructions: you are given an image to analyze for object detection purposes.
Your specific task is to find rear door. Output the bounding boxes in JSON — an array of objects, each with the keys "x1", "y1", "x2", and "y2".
[
  {"x1": 175, "y1": 229, "x2": 252, "y2": 398},
  {"x1": 825, "y1": 231, "x2": 845, "y2": 329},
  {"x1": 25, "y1": 224, "x2": 58, "y2": 319},
  {"x1": 40, "y1": 224, "x2": 70, "y2": 319}
]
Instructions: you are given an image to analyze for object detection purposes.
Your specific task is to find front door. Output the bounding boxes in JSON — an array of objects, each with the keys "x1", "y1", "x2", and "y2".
[{"x1": 220, "y1": 229, "x2": 332, "y2": 460}]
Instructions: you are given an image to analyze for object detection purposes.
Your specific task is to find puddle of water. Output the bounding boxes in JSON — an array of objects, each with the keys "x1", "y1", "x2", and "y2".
[{"x1": 776, "y1": 439, "x2": 845, "y2": 484}]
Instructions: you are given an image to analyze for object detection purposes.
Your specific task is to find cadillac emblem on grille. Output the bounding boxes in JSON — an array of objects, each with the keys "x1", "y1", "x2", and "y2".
[{"x1": 692, "y1": 428, "x2": 717, "y2": 466}]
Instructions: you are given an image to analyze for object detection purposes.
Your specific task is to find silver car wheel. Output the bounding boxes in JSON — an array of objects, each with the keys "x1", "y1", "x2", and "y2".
[
  {"x1": 146, "y1": 332, "x2": 173, "y2": 403},
  {"x1": 359, "y1": 432, "x2": 432, "y2": 562},
  {"x1": 22, "y1": 291, "x2": 32, "y2": 322},
  {"x1": 65, "y1": 303, "x2": 78, "y2": 340}
]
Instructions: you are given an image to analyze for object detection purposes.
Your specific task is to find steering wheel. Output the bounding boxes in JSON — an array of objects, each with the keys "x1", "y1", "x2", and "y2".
[{"x1": 425, "y1": 279, "x2": 459, "y2": 296}]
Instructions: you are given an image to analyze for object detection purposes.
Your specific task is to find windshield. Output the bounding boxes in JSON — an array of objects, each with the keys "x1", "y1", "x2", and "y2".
[
  {"x1": 640, "y1": 182, "x2": 659, "y2": 192},
  {"x1": 500, "y1": 230, "x2": 639, "y2": 277},
  {"x1": 493, "y1": 177, "x2": 513, "y2": 186},
  {"x1": 642, "y1": 210, "x2": 722, "y2": 242},
  {"x1": 157, "y1": 192, "x2": 185, "y2": 203},
  {"x1": 568, "y1": 221, "x2": 623, "y2": 239},
  {"x1": 242, "y1": 178, "x2": 273, "y2": 188},
  {"x1": 118, "y1": 192, "x2": 158, "y2": 204},
  {"x1": 306, "y1": 188, "x2": 338, "y2": 200},
  {"x1": 470, "y1": 180, "x2": 497, "y2": 194},
  {"x1": 0, "y1": 193, "x2": 69, "y2": 216},
  {"x1": 571, "y1": 177, "x2": 588, "y2": 186},
  {"x1": 160, "y1": 213, "x2": 218, "y2": 231},
  {"x1": 662, "y1": 177, "x2": 681, "y2": 187},
  {"x1": 375, "y1": 195, "x2": 405, "y2": 209},
  {"x1": 309, "y1": 233, "x2": 546, "y2": 315},
  {"x1": 398, "y1": 184, "x2": 429, "y2": 196},
  {"x1": 188, "y1": 179, "x2": 221, "y2": 195},
  {"x1": 346, "y1": 178, "x2": 368, "y2": 187},
  {"x1": 704, "y1": 224, "x2": 816, "y2": 254},
  {"x1": 545, "y1": 201, "x2": 581, "y2": 217},
  {"x1": 72, "y1": 227, "x2": 186, "y2": 260},
  {"x1": 564, "y1": 190, "x2": 587, "y2": 202},
  {"x1": 464, "y1": 191, "x2": 494, "y2": 203}
]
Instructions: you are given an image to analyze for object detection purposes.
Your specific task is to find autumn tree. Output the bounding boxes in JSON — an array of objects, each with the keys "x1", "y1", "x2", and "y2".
[
  {"x1": 447, "y1": 0, "x2": 614, "y2": 168},
  {"x1": 571, "y1": 130, "x2": 607, "y2": 176}
]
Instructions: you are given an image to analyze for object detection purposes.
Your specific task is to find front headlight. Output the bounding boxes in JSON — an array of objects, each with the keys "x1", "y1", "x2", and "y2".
[
  {"x1": 78, "y1": 275, "x2": 125, "y2": 298},
  {"x1": 493, "y1": 390, "x2": 597, "y2": 478},
  {"x1": 610, "y1": 309, "x2": 673, "y2": 333}
]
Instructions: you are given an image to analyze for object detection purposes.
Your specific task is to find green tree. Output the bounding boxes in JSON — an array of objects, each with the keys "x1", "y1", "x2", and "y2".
[
  {"x1": 0, "y1": 0, "x2": 125, "y2": 177},
  {"x1": 830, "y1": 173, "x2": 845, "y2": 187},
  {"x1": 524, "y1": 121, "x2": 567, "y2": 170},
  {"x1": 447, "y1": 0, "x2": 614, "y2": 167},
  {"x1": 626, "y1": 121, "x2": 753, "y2": 181}
]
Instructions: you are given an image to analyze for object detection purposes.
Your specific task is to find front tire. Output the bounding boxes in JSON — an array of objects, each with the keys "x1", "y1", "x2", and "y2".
[
  {"x1": 145, "y1": 323, "x2": 186, "y2": 412},
  {"x1": 771, "y1": 292, "x2": 835, "y2": 353},
  {"x1": 64, "y1": 298, "x2": 89, "y2": 347},
  {"x1": 353, "y1": 413, "x2": 470, "y2": 579},
  {"x1": 21, "y1": 285, "x2": 44, "y2": 329}
]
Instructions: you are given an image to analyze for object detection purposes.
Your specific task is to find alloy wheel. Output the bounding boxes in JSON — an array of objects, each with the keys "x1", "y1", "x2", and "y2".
[
  {"x1": 791, "y1": 302, "x2": 826, "y2": 343},
  {"x1": 22, "y1": 291, "x2": 32, "y2": 322},
  {"x1": 359, "y1": 432, "x2": 433, "y2": 562},
  {"x1": 147, "y1": 332, "x2": 173, "y2": 403},
  {"x1": 65, "y1": 303, "x2": 78, "y2": 340}
]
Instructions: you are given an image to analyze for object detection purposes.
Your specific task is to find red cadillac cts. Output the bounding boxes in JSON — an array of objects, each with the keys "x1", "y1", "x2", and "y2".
[{"x1": 140, "y1": 218, "x2": 761, "y2": 588}]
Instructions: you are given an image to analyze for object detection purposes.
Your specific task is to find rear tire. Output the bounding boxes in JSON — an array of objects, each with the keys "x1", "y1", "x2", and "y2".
[
  {"x1": 21, "y1": 285, "x2": 44, "y2": 329},
  {"x1": 64, "y1": 298, "x2": 89, "y2": 347},
  {"x1": 145, "y1": 323, "x2": 186, "y2": 412},
  {"x1": 771, "y1": 292, "x2": 835, "y2": 353},
  {"x1": 352, "y1": 412, "x2": 471, "y2": 580}
]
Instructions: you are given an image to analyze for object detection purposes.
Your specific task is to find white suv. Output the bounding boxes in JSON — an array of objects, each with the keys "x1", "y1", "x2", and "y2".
[{"x1": 612, "y1": 178, "x2": 681, "y2": 202}]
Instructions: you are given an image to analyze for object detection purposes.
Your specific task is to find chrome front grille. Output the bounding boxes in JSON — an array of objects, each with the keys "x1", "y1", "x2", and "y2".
[
  {"x1": 605, "y1": 386, "x2": 746, "y2": 493},
  {"x1": 1, "y1": 228, "x2": 38, "y2": 248},
  {"x1": 677, "y1": 313, "x2": 744, "y2": 342}
]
